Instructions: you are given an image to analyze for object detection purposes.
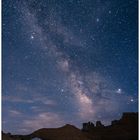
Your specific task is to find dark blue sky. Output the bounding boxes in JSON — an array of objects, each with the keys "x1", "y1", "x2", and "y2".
[{"x1": 2, "y1": 0, "x2": 138, "y2": 134}]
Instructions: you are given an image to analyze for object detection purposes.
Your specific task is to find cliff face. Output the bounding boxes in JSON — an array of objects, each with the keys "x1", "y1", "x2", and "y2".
[
  {"x1": 82, "y1": 112, "x2": 138, "y2": 140},
  {"x1": 120, "y1": 112, "x2": 138, "y2": 125}
]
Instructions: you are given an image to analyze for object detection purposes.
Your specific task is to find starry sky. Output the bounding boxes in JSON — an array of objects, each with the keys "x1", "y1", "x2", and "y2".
[{"x1": 2, "y1": 0, "x2": 138, "y2": 134}]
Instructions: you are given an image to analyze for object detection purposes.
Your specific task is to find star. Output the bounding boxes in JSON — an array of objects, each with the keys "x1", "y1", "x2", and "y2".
[
  {"x1": 109, "y1": 10, "x2": 112, "y2": 14},
  {"x1": 24, "y1": 55, "x2": 29, "y2": 60},
  {"x1": 61, "y1": 89, "x2": 64, "y2": 92},
  {"x1": 96, "y1": 18, "x2": 100, "y2": 22},
  {"x1": 90, "y1": 36, "x2": 95, "y2": 41},
  {"x1": 30, "y1": 32, "x2": 36, "y2": 40},
  {"x1": 30, "y1": 35, "x2": 34, "y2": 40},
  {"x1": 116, "y1": 88, "x2": 122, "y2": 94}
]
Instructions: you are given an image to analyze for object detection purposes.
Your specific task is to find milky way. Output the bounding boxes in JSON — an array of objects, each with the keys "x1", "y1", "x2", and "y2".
[{"x1": 2, "y1": 0, "x2": 138, "y2": 134}]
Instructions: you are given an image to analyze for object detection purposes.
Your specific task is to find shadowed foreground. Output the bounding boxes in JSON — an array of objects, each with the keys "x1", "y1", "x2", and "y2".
[{"x1": 2, "y1": 112, "x2": 138, "y2": 140}]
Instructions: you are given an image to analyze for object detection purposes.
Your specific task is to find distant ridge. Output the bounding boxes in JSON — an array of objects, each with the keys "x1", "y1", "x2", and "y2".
[
  {"x1": 31, "y1": 124, "x2": 89, "y2": 140},
  {"x1": 2, "y1": 112, "x2": 138, "y2": 140}
]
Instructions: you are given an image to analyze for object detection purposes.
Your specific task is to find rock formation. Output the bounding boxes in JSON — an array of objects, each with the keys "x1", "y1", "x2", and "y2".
[
  {"x1": 30, "y1": 124, "x2": 89, "y2": 140},
  {"x1": 82, "y1": 112, "x2": 138, "y2": 140},
  {"x1": 2, "y1": 112, "x2": 138, "y2": 140}
]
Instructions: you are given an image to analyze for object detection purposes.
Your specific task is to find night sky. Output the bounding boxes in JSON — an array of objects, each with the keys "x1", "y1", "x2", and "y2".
[{"x1": 2, "y1": 0, "x2": 138, "y2": 134}]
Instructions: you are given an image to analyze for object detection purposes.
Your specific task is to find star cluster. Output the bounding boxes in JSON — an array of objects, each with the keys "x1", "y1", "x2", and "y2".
[{"x1": 2, "y1": 0, "x2": 138, "y2": 134}]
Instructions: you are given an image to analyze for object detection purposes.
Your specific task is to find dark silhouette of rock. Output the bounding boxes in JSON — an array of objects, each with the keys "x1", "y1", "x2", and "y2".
[
  {"x1": 2, "y1": 132, "x2": 22, "y2": 140},
  {"x1": 82, "y1": 122, "x2": 95, "y2": 131},
  {"x1": 96, "y1": 121, "x2": 104, "y2": 128},
  {"x1": 82, "y1": 112, "x2": 138, "y2": 140},
  {"x1": 2, "y1": 112, "x2": 138, "y2": 140},
  {"x1": 111, "y1": 120, "x2": 119, "y2": 125},
  {"x1": 120, "y1": 112, "x2": 138, "y2": 125},
  {"x1": 30, "y1": 124, "x2": 89, "y2": 140}
]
